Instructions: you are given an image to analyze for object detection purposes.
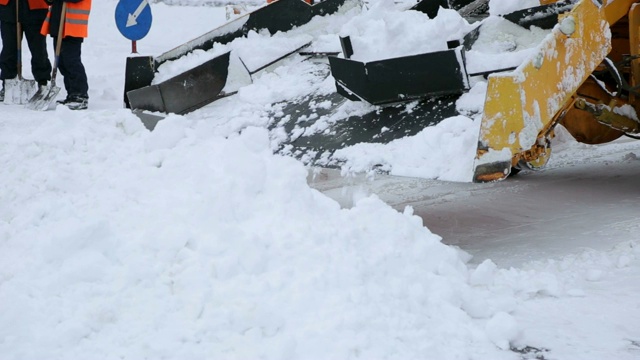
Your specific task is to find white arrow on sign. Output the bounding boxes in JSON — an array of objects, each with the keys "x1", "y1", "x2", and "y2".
[{"x1": 126, "y1": 0, "x2": 149, "y2": 27}]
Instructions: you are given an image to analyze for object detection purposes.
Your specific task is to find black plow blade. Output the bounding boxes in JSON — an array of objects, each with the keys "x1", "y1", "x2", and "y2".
[
  {"x1": 271, "y1": 92, "x2": 460, "y2": 167},
  {"x1": 329, "y1": 38, "x2": 469, "y2": 106},
  {"x1": 127, "y1": 51, "x2": 231, "y2": 115},
  {"x1": 502, "y1": 0, "x2": 574, "y2": 30},
  {"x1": 123, "y1": 0, "x2": 354, "y2": 112},
  {"x1": 133, "y1": 110, "x2": 166, "y2": 131}
]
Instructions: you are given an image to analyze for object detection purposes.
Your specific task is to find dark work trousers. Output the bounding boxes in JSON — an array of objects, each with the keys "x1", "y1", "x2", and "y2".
[
  {"x1": 53, "y1": 36, "x2": 88, "y2": 98},
  {"x1": 0, "y1": 20, "x2": 51, "y2": 82}
]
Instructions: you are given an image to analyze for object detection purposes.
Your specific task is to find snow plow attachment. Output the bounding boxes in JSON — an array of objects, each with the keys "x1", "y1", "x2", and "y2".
[
  {"x1": 278, "y1": 0, "x2": 558, "y2": 168},
  {"x1": 329, "y1": 37, "x2": 469, "y2": 105},
  {"x1": 272, "y1": 91, "x2": 460, "y2": 167},
  {"x1": 127, "y1": 52, "x2": 231, "y2": 115},
  {"x1": 124, "y1": 0, "x2": 351, "y2": 119},
  {"x1": 473, "y1": 0, "x2": 640, "y2": 182},
  {"x1": 320, "y1": 0, "x2": 639, "y2": 182}
]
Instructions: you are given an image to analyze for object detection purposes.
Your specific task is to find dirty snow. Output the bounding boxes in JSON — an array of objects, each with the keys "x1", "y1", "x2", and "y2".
[{"x1": 1, "y1": 1, "x2": 639, "y2": 360}]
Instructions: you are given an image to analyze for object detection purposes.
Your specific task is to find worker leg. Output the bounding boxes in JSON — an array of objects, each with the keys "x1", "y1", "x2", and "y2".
[
  {"x1": 23, "y1": 22, "x2": 51, "y2": 84},
  {"x1": 0, "y1": 21, "x2": 18, "y2": 81},
  {"x1": 55, "y1": 36, "x2": 88, "y2": 98}
]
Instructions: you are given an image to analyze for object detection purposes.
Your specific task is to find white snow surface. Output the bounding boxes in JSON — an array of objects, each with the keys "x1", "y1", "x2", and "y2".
[
  {"x1": 153, "y1": 30, "x2": 314, "y2": 84},
  {"x1": 1, "y1": 1, "x2": 639, "y2": 359},
  {"x1": 489, "y1": 0, "x2": 542, "y2": 16},
  {"x1": 339, "y1": 1, "x2": 474, "y2": 62},
  {"x1": 464, "y1": 16, "x2": 551, "y2": 74}
]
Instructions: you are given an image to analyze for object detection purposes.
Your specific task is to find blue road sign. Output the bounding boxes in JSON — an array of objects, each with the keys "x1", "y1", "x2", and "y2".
[{"x1": 115, "y1": 0, "x2": 153, "y2": 41}]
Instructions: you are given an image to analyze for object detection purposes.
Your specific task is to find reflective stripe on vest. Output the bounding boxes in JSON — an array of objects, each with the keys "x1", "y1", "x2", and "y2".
[
  {"x1": 41, "y1": 0, "x2": 91, "y2": 38},
  {"x1": 64, "y1": 1, "x2": 91, "y2": 38},
  {"x1": 41, "y1": 11, "x2": 50, "y2": 35}
]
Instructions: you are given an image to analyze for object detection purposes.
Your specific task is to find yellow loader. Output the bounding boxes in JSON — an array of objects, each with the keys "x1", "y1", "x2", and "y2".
[{"x1": 473, "y1": 0, "x2": 640, "y2": 181}]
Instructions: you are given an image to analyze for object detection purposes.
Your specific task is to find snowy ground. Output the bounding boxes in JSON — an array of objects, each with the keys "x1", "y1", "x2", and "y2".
[{"x1": 1, "y1": 0, "x2": 639, "y2": 359}]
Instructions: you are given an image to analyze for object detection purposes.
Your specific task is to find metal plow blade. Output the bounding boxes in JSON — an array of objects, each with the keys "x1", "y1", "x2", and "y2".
[
  {"x1": 3, "y1": 77, "x2": 37, "y2": 105},
  {"x1": 25, "y1": 83, "x2": 61, "y2": 111},
  {"x1": 132, "y1": 109, "x2": 166, "y2": 131},
  {"x1": 271, "y1": 91, "x2": 460, "y2": 167},
  {"x1": 127, "y1": 51, "x2": 231, "y2": 115},
  {"x1": 128, "y1": 41, "x2": 309, "y2": 125},
  {"x1": 328, "y1": 48, "x2": 469, "y2": 106},
  {"x1": 123, "y1": 0, "x2": 355, "y2": 110}
]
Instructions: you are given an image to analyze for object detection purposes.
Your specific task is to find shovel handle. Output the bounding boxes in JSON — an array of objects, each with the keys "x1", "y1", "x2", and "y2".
[
  {"x1": 16, "y1": 0, "x2": 22, "y2": 80},
  {"x1": 51, "y1": 2, "x2": 67, "y2": 84}
]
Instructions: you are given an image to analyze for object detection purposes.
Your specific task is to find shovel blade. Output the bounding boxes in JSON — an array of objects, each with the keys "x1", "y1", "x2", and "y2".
[
  {"x1": 25, "y1": 84, "x2": 61, "y2": 111},
  {"x1": 4, "y1": 78, "x2": 38, "y2": 105}
]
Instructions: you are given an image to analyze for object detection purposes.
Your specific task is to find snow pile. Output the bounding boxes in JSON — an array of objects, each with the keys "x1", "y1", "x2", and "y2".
[
  {"x1": 339, "y1": 0, "x2": 473, "y2": 62},
  {"x1": 488, "y1": 0, "x2": 541, "y2": 16},
  {"x1": 2, "y1": 1, "x2": 640, "y2": 359},
  {"x1": 333, "y1": 115, "x2": 480, "y2": 181},
  {"x1": 153, "y1": 30, "x2": 313, "y2": 84},
  {"x1": 153, "y1": 47, "x2": 228, "y2": 84},
  {"x1": 2, "y1": 105, "x2": 637, "y2": 359},
  {"x1": 335, "y1": 0, "x2": 550, "y2": 63},
  {"x1": 151, "y1": 0, "x2": 359, "y2": 84},
  {"x1": 144, "y1": 0, "x2": 555, "y2": 182},
  {"x1": 313, "y1": 3, "x2": 552, "y2": 178},
  {"x1": 4, "y1": 107, "x2": 634, "y2": 359},
  {"x1": 464, "y1": 16, "x2": 551, "y2": 74},
  {"x1": 233, "y1": 31, "x2": 313, "y2": 71},
  {"x1": 1, "y1": 110, "x2": 521, "y2": 359}
]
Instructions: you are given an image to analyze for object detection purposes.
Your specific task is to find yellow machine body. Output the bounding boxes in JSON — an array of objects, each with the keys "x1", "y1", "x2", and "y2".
[{"x1": 473, "y1": 0, "x2": 640, "y2": 182}]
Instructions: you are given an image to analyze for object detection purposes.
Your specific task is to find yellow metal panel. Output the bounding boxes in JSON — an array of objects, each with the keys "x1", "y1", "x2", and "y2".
[
  {"x1": 604, "y1": 0, "x2": 638, "y2": 25},
  {"x1": 479, "y1": 75, "x2": 523, "y2": 151},
  {"x1": 474, "y1": 0, "x2": 614, "y2": 179},
  {"x1": 629, "y1": 3, "x2": 640, "y2": 105}
]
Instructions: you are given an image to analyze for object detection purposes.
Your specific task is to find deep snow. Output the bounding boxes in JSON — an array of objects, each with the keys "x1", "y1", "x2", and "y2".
[{"x1": 1, "y1": 0, "x2": 639, "y2": 359}]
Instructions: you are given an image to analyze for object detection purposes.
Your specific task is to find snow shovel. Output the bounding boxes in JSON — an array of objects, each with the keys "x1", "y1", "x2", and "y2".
[
  {"x1": 4, "y1": 0, "x2": 37, "y2": 104},
  {"x1": 26, "y1": 3, "x2": 66, "y2": 111}
]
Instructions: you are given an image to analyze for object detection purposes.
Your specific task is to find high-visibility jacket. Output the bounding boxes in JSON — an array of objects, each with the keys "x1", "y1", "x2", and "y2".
[
  {"x1": 0, "y1": 0, "x2": 49, "y2": 10},
  {"x1": 41, "y1": 0, "x2": 91, "y2": 38},
  {"x1": 0, "y1": 0, "x2": 49, "y2": 23}
]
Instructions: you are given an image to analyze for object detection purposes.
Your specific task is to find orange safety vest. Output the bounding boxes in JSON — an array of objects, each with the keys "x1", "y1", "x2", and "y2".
[
  {"x1": 0, "y1": 0, "x2": 49, "y2": 9},
  {"x1": 41, "y1": 0, "x2": 91, "y2": 38}
]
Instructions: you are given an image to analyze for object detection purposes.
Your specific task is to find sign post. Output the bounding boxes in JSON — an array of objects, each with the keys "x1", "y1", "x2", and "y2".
[{"x1": 115, "y1": 0, "x2": 153, "y2": 53}]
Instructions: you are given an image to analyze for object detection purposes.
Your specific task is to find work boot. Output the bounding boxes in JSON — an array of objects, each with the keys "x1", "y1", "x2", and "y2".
[
  {"x1": 56, "y1": 94, "x2": 79, "y2": 105},
  {"x1": 61, "y1": 95, "x2": 88, "y2": 110},
  {"x1": 0, "y1": 81, "x2": 4, "y2": 102},
  {"x1": 34, "y1": 80, "x2": 48, "y2": 95}
]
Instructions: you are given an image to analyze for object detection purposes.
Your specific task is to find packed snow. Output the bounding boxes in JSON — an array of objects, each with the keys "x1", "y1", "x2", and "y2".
[
  {"x1": 1, "y1": 0, "x2": 639, "y2": 359},
  {"x1": 153, "y1": 31, "x2": 314, "y2": 84},
  {"x1": 463, "y1": 16, "x2": 551, "y2": 74},
  {"x1": 488, "y1": 0, "x2": 541, "y2": 16},
  {"x1": 339, "y1": 4, "x2": 474, "y2": 61}
]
